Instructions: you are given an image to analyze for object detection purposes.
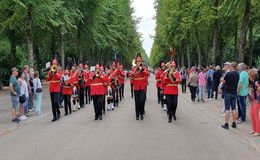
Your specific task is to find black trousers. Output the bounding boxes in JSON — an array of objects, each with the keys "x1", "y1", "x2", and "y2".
[
  {"x1": 85, "y1": 86, "x2": 91, "y2": 104},
  {"x1": 157, "y1": 87, "x2": 161, "y2": 103},
  {"x1": 79, "y1": 87, "x2": 85, "y2": 107},
  {"x1": 211, "y1": 84, "x2": 219, "y2": 99},
  {"x1": 63, "y1": 94, "x2": 72, "y2": 114},
  {"x1": 166, "y1": 94, "x2": 178, "y2": 117},
  {"x1": 189, "y1": 86, "x2": 197, "y2": 101},
  {"x1": 50, "y1": 92, "x2": 60, "y2": 119},
  {"x1": 93, "y1": 95, "x2": 103, "y2": 118},
  {"x1": 134, "y1": 90, "x2": 146, "y2": 117},
  {"x1": 181, "y1": 79, "x2": 186, "y2": 93},
  {"x1": 130, "y1": 84, "x2": 134, "y2": 98},
  {"x1": 112, "y1": 89, "x2": 119, "y2": 106},
  {"x1": 119, "y1": 84, "x2": 124, "y2": 101},
  {"x1": 102, "y1": 95, "x2": 106, "y2": 112}
]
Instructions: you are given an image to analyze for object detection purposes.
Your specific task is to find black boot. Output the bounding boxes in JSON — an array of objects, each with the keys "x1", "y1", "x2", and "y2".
[
  {"x1": 136, "y1": 115, "x2": 139, "y2": 120},
  {"x1": 231, "y1": 122, "x2": 237, "y2": 128},
  {"x1": 140, "y1": 114, "x2": 144, "y2": 120},
  {"x1": 221, "y1": 123, "x2": 229, "y2": 130},
  {"x1": 168, "y1": 115, "x2": 172, "y2": 123}
]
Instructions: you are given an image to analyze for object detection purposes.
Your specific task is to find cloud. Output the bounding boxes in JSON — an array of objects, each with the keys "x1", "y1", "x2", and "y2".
[{"x1": 132, "y1": 0, "x2": 156, "y2": 57}]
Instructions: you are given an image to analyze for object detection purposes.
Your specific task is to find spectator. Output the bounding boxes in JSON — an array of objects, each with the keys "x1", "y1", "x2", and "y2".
[
  {"x1": 248, "y1": 69, "x2": 260, "y2": 136},
  {"x1": 221, "y1": 62, "x2": 239, "y2": 130},
  {"x1": 28, "y1": 72, "x2": 35, "y2": 112},
  {"x1": 18, "y1": 71, "x2": 29, "y2": 120},
  {"x1": 188, "y1": 68, "x2": 198, "y2": 103},
  {"x1": 9, "y1": 67, "x2": 21, "y2": 123},
  {"x1": 206, "y1": 66, "x2": 215, "y2": 99},
  {"x1": 198, "y1": 68, "x2": 206, "y2": 102},
  {"x1": 212, "y1": 66, "x2": 222, "y2": 99},
  {"x1": 23, "y1": 65, "x2": 30, "y2": 114},
  {"x1": 180, "y1": 67, "x2": 187, "y2": 93},
  {"x1": 33, "y1": 71, "x2": 43, "y2": 114},
  {"x1": 237, "y1": 63, "x2": 249, "y2": 124},
  {"x1": 220, "y1": 62, "x2": 231, "y2": 115}
]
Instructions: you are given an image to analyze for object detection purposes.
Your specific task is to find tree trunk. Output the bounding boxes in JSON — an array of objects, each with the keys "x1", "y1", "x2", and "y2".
[
  {"x1": 61, "y1": 33, "x2": 65, "y2": 70},
  {"x1": 77, "y1": 28, "x2": 83, "y2": 63},
  {"x1": 51, "y1": 35, "x2": 56, "y2": 58},
  {"x1": 248, "y1": 21, "x2": 253, "y2": 67},
  {"x1": 234, "y1": 21, "x2": 238, "y2": 60},
  {"x1": 187, "y1": 43, "x2": 191, "y2": 68},
  {"x1": 195, "y1": 30, "x2": 202, "y2": 65},
  {"x1": 211, "y1": 0, "x2": 220, "y2": 66},
  {"x1": 8, "y1": 30, "x2": 17, "y2": 67},
  {"x1": 238, "y1": 0, "x2": 251, "y2": 63},
  {"x1": 181, "y1": 44, "x2": 184, "y2": 67},
  {"x1": 27, "y1": 4, "x2": 34, "y2": 68}
]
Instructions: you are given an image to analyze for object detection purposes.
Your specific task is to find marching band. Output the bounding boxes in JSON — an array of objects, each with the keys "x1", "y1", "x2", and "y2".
[{"x1": 46, "y1": 52, "x2": 180, "y2": 123}]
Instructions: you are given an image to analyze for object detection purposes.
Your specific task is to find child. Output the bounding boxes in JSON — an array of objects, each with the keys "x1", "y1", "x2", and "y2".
[{"x1": 72, "y1": 86, "x2": 80, "y2": 112}]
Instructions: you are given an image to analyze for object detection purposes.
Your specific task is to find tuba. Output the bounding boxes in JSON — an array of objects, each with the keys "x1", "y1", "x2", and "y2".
[{"x1": 95, "y1": 70, "x2": 101, "y2": 76}]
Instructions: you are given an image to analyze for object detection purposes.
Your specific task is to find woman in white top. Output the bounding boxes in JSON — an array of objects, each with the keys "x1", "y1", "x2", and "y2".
[
  {"x1": 18, "y1": 71, "x2": 29, "y2": 120},
  {"x1": 33, "y1": 71, "x2": 42, "y2": 114}
]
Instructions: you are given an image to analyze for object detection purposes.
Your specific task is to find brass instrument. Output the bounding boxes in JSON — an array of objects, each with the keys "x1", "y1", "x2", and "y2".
[
  {"x1": 95, "y1": 70, "x2": 101, "y2": 76},
  {"x1": 132, "y1": 59, "x2": 137, "y2": 67},
  {"x1": 50, "y1": 64, "x2": 58, "y2": 73}
]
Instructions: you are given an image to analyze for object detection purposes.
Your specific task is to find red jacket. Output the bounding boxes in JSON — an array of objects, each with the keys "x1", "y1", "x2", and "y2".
[
  {"x1": 62, "y1": 78, "x2": 74, "y2": 95},
  {"x1": 162, "y1": 71, "x2": 181, "y2": 95},
  {"x1": 89, "y1": 73, "x2": 106, "y2": 96},
  {"x1": 46, "y1": 71, "x2": 61, "y2": 92},
  {"x1": 131, "y1": 67, "x2": 148, "y2": 91},
  {"x1": 117, "y1": 69, "x2": 125, "y2": 84},
  {"x1": 84, "y1": 71, "x2": 91, "y2": 86},
  {"x1": 155, "y1": 68, "x2": 164, "y2": 88}
]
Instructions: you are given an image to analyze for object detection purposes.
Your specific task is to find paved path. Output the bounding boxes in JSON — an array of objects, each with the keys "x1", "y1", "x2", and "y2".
[{"x1": 0, "y1": 75, "x2": 259, "y2": 160}]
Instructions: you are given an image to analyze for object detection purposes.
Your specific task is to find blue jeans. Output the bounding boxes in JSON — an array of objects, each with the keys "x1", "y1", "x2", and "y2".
[
  {"x1": 199, "y1": 86, "x2": 205, "y2": 101},
  {"x1": 35, "y1": 92, "x2": 42, "y2": 113},
  {"x1": 207, "y1": 80, "x2": 213, "y2": 98},
  {"x1": 238, "y1": 96, "x2": 247, "y2": 121},
  {"x1": 224, "y1": 93, "x2": 237, "y2": 111},
  {"x1": 24, "y1": 97, "x2": 29, "y2": 114}
]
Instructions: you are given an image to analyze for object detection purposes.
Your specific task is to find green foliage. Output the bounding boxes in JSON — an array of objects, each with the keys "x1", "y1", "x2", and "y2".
[
  {"x1": 0, "y1": 0, "x2": 147, "y2": 83},
  {"x1": 150, "y1": 0, "x2": 260, "y2": 68}
]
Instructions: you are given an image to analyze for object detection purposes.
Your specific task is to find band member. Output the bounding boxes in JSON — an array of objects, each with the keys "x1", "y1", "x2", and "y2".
[
  {"x1": 101, "y1": 66, "x2": 108, "y2": 114},
  {"x1": 162, "y1": 61, "x2": 181, "y2": 123},
  {"x1": 76, "y1": 66, "x2": 86, "y2": 108},
  {"x1": 84, "y1": 64, "x2": 91, "y2": 104},
  {"x1": 130, "y1": 53, "x2": 148, "y2": 120},
  {"x1": 89, "y1": 64, "x2": 106, "y2": 120},
  {"x1": 129, "y1": 72, "x2": 134, "y2": 98},
  {"x1": 117, "y1": 64, "x2": 125, "y2": 101},
  {"x1": 61, "y1": 69, "x2": 74, "y2": 115},
  {"x1": 109, "y1": 62, "x2": 120, "y2": 107},
  {"x1": 46, "y1": 59, "x2": 61, "y2": 122},
  {"x1": 155, "y1": 61, "x2": 166, "y2": 110}
]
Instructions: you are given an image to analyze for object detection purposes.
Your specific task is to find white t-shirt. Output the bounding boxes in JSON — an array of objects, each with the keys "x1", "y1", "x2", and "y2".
[
  {"x1": 33, "y1": 78, "x2": 42, "y2": 93},
  {"x1": 18, "y1": 78, "x2": 29, "y2": 97}
]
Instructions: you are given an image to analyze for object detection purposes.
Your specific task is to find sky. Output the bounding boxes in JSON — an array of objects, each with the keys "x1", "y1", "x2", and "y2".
[{"x1": 132, "y1": 0, "x2": 156, "y2": 57}]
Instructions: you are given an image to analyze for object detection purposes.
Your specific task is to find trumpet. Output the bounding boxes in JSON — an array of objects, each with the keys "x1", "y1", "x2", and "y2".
[
  {"x1": 49, "y1": 64, "x2": 58, "y2": 76},
  {"x1": 95, "y1": 70, "x2": 101, "y2": 76}
]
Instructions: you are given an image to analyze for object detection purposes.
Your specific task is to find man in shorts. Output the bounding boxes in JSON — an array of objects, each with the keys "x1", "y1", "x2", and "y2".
[
  {"x1": 221, "y1": 62, "x2": 239, "y2": 130},
  {"x1": 9, "y1": 67, "x2": 21, "y2": 123}
]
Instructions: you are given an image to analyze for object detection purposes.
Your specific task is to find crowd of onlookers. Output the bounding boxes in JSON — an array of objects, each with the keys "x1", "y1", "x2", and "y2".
[
  {"x1": 9, "y1": 65, "x2": 42, "y2": 124},
  {"x1": 179, "y1": 62, "x2": 260, "y2": 136}
]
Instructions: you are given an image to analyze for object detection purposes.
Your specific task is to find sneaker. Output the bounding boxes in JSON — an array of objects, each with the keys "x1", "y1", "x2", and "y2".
[
  {"x1": 163, "y1": 106, "x2": 167, "y2": 111},
  {"x1": 221, "y1": 123, "x2": 229, "y2": 130},
  {"x1": 19, "y1": 116, "x2": 25, "y2": 121},
  {"x1": 12, "y1": 118, "x2": 20, "y2": 124},
  {"x1": 22, "y1": 115, "x2": 28, "y2": 119},
  {"x1": 237, "y1": 120, "x2": 244, "y2": 124},
  {"x1": 231, "y1": 122, "x2": 237, "y2": 128}
]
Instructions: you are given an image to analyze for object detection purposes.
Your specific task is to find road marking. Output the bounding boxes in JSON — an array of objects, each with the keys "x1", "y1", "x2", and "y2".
[{"x1": 0, "y1": 130, "x2": 11, "y2": 136}]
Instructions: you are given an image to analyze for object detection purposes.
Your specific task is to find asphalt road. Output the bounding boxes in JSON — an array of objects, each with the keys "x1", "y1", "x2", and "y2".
[{"x1": 0, "y1": 75, "x2": 259, "y2": 160}]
